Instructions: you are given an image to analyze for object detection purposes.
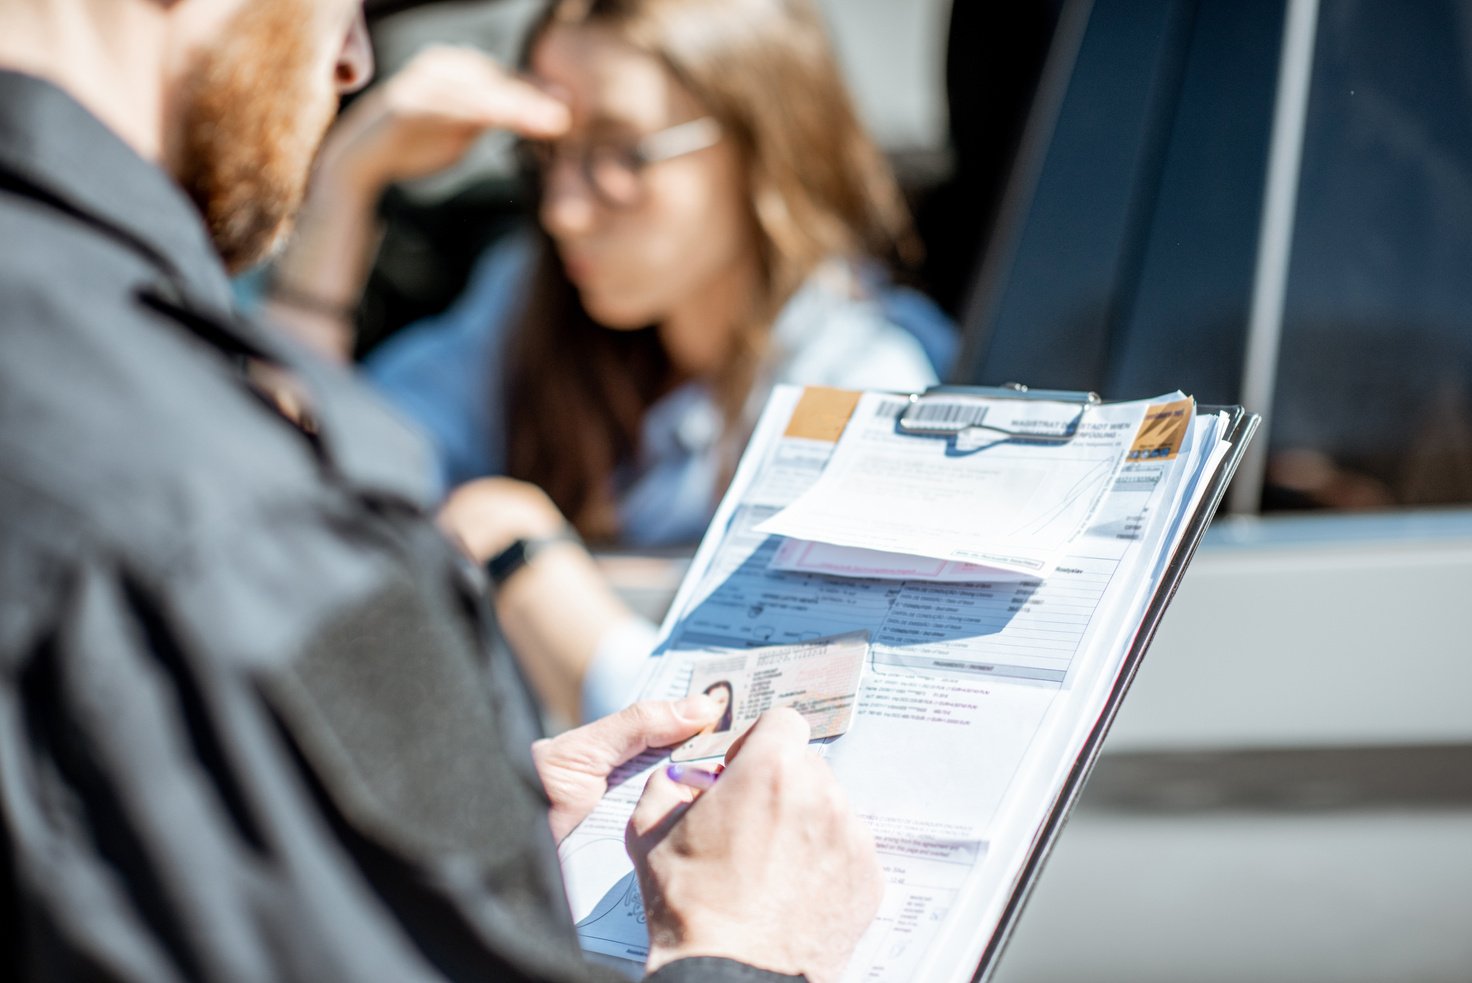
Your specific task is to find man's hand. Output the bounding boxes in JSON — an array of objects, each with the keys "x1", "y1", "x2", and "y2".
[
  {"x1": 532, "y1": 696, "x2": 722, "y2": 842},
  {"x1": 627, "y1": 709, "x2": 884, "y2": 983}
]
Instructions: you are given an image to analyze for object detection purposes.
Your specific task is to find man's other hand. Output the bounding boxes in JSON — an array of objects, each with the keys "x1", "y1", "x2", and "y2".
[
  {"x1": 627, "y1": 708, "x2": 883, "y2": 983},
  {"x1": 532, "y1": 696, "x2": 721, "y2": 842}
]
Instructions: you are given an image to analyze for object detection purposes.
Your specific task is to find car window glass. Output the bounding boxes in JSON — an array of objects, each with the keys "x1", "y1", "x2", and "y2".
[{"x1": 1267, "y1": 0, "x2": 1472, "y2": 510}]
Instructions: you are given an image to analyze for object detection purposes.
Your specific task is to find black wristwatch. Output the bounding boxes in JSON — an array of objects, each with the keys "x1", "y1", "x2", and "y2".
[{"x1": 485, "y1": 526, "x2": 583, "y2": 588}]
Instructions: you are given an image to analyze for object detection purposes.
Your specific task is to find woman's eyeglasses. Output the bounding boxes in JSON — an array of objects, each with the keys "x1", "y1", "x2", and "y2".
[{"x1": 517, "y1": 116, "x2": 722, "y2": 210}]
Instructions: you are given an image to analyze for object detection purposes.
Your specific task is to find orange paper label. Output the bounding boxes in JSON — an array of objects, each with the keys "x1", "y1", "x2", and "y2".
[
  {"x1": 784, "y1": 386, "x2": 863, "y2": 443},
  {"x1": 1128, "y1": 397, "x2": 1194, "y2": 461}
]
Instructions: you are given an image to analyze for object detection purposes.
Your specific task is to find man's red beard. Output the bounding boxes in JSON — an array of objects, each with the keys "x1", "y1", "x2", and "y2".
[{"x1": 175, "y1": 0, "x2": 339, "y2": 273}]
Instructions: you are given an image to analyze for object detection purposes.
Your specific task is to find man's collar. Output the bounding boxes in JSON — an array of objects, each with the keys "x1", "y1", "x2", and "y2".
[
  {"x1": 0, "y1": 69, "x2": 438, "y2": 512},
  {"x1": 0, "y1": 69, "x2": 235, "y2": 313}
]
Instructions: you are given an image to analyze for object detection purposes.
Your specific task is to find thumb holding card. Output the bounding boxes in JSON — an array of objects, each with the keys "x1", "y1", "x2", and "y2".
[{"x1": 670, "y1": 630, "x2": 869, "y2": 763}]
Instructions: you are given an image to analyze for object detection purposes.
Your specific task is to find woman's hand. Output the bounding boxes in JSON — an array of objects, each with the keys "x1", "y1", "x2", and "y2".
[
  {"x1": 264, "y1": 48, "x2": 569, "y2": 362},
  {"x1": 436, "y1": 476, "x2": 571, "y2": 564},
  {"x1": 317, "y1": 44, "x2": 570, "y2": 200},
  {"x1": 438, "y1": 477, "x2": 637, "y2": 726}
]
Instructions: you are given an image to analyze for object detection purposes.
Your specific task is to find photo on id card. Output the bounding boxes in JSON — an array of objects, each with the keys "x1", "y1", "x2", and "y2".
[{"x1": 669, "y1": 630, "x2": 870, "y2": 762}]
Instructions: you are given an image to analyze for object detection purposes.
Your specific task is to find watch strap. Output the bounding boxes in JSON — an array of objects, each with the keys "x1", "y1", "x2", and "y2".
[{"x1": 485, "y1": 525, "x2": 583, "y2": 588}]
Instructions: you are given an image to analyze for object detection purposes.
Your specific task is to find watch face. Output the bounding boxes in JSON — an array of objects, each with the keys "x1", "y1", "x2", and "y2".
[
  {"x1": 485, "y1": 529, "x2": 581, "y2": 588},
  {"x1": 486, "y1": 538, "x2": 531, "y2": 587},
  {"x1": 364, "y1": 0, "x2": 445, "y2": 20}
]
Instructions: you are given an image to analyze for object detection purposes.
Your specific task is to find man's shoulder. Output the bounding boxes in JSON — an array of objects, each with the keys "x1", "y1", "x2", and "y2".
[
  {"x1": 0, "y1": 350, "x2": 327, "y2": 618},
  {"x1": 0, "y1": 188, "x2": 148, "y2": 315},
  {"x1": 0, "y1": 266, "x2": 326, "y2": 587},
  {"x1": 0, "y1": 181, "x2": 446, "y2": 674},
  {"x1": 0, "y1": 373, "x2": 396, "y2": 684}
]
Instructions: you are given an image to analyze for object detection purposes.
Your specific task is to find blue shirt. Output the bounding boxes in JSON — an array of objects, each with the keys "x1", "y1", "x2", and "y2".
[{"x1": 366, "y1": 231, "x2": 956, "y2": 546}]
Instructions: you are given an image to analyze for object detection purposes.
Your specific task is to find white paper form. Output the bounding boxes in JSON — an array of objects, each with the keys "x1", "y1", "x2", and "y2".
[
  {"x1": 559, "y1": 386, "x2": 1229, "y2": 982},
  {"x1": 755, "y1": 393, "x2": 1152, "y2": 576},
  {"x1": 908, "y1": 410, "x2": 1229, "y2": 981},
  {"x1": 767, "y1": 539, "x2": 1036, "y2": 583}
]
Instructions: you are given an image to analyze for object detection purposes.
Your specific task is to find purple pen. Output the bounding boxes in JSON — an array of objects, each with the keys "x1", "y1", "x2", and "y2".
[{"x1": 666, "y1": 762, "x2": 721, "y2": 790}]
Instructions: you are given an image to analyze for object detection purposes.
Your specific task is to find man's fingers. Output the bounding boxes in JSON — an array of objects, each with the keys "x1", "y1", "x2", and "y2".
[
  {"x1": 553, "y1": 696, "x2": 722, "y2": 776},
  {"x1": 627, "y1": 766, "x2": 695, "y2": 852},
  {"x1": 723, "y1": 706, "x2": 811, "y2": 766}
]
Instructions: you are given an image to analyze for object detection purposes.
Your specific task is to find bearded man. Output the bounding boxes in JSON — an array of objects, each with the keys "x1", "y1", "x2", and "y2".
[{"x1": 0, "y1": 2, "x2": 882, "y2": 981}]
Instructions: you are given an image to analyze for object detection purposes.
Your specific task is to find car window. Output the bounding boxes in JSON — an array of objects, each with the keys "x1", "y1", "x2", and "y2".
[
  {"x1": 954, "y1": 0, "x2": 1472, "y2": 516},
  {"x1": 1267, "y1": 0, "x2": 1472, "y2": 510}
]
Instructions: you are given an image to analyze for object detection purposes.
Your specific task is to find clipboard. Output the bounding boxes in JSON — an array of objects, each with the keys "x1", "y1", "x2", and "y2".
[
  {"x1": 894, "y1": 384, "x2": 1101, "y2": 447},
  {"x1": 760, "y1": 381, "x2": 1259, "y2": 981},
  {"x1": 895, "y1": 384, "x2": 1259, "y2": 982},
  {"x1": 559, "y1": 381, "x2": 1258, "y2": 982}
]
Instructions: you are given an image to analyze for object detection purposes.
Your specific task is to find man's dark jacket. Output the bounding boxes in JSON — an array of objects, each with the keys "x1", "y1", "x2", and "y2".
[{"x1": 0, "y1": 70, "x2": 787, "y2": 983}]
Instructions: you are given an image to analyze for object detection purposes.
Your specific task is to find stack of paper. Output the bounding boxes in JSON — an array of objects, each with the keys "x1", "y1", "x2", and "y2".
[
  {"x1": 760, "y1": 392, "x2": 1193, "y2": 578},
  {"x1": 559, "y1": 385, "x2": 1243, "y2": 982}
]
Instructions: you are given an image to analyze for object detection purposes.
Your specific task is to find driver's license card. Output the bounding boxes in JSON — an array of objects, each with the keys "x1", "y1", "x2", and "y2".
[{"x1": 669, "y1": 630, "x2": 869, "y2": 762}]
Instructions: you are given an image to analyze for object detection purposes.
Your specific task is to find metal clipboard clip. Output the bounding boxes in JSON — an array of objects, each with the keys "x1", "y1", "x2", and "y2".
[{"x1": 898, "y1": 382, "x2": 1102, "y2": 444}]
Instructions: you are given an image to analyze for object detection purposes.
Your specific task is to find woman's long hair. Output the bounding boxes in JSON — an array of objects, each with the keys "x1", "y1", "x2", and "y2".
[
  {"x1": 504, "y1": 0, "x2": 918, "y2": 541},
  {"x1": 703, "y1": 679, "x2": 735, "y2": 733}
]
